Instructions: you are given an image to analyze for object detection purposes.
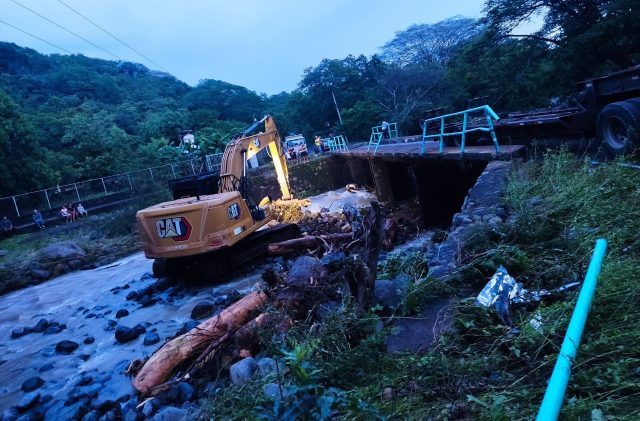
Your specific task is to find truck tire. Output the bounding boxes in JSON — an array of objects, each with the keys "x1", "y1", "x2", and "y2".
[{"x1": 597, "y1": 100, "x2": 640, "y2": 155}]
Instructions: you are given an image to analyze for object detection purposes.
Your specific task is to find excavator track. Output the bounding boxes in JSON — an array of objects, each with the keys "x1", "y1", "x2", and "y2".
[{"x1": 152, "y1": 223, "x2": 301, "y2": 281}]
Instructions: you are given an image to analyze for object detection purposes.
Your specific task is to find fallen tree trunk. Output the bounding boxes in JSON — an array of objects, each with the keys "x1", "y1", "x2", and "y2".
[
  {"x1": 268, "y1": 233, "x2": 352, "y2": 256},
  {"x1": 132, "y1": 290, "x2": 268, "y2": 396}
]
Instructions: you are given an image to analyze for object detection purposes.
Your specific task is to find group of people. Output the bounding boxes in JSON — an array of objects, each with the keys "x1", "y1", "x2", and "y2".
[
  {"x1": 285, "y1": 143, "x2": 309, "y2": 164},
  {"x1": 61, "y1": 203, "x2": 87, "y2": 223},
  {"x1": 0, "y1": 203, "x2": 89, "y2": 237}
]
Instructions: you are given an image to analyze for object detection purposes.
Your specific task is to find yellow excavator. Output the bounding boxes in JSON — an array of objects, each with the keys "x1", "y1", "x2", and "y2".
[{"x1": 136, "y1": 115, "x2": 299, "y2": 279}]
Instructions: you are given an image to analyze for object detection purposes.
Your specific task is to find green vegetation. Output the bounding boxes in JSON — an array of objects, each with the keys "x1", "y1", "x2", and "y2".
[{"x1": 195, "y1": 152, "x2": 640, "y2": 420}]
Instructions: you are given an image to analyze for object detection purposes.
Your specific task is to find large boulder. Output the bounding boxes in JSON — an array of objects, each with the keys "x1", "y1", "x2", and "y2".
[
  {"x1": 287, "y1": 256, "x2": 327, "y2": 285},
  {"x1": 374, "y1": 280, "x2": 401, "y2": 309},
  {"x1": 229, "y1": 357, "x2": 258, "y2": 385},
  {"x1": 190, "y1": 301, "x2": 215, "y2": 319},
  {"x1": 40, "y1": 242, "x2": 86, "y2": 261},
  {"x1": 55, "y1": 340, "x2": 79, "y2": 354},
  {"x1": 21, "y1": 376, "x2": 44, "y2": 392},
  {"x1": 115, "y1": 324, "x2": 145, "y2": 344},
  {"x1": 143, "y1": 331, "x2": 160, "y2": 346}
]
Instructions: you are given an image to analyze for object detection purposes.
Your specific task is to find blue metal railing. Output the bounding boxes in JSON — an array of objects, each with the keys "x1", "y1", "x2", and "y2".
[
  {"x1": 421, "y1": 105, "x2": 500, "y2": 154},
  {"x1": 537, "y1": 239, "x2": 608, "y2": 420},
  {"x1": 367, "y1": 122, "x2": 398, "y2": 154},
  {"x1": 328, "y1": 135, "x2": 349, "y2": 152},
  {"x1": 367, "y1": 132, "x2": 383, "y2": 154}
]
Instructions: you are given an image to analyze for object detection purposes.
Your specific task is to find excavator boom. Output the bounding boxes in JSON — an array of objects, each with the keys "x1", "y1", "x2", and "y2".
[{"x1": 219, "y1": 115, "x2": 292, "y2": 199}]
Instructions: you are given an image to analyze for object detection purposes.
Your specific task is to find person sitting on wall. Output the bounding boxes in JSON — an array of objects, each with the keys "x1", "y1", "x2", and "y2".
[
  {"x1": 1, "y1": 216, "x2": 13, "y2": 234},
  {"x1": 69, "y1": 204, "x2": 78, "y2": 222},
  {"x1": 61, "y1": 206, "x2": 71, "y2": 223},
  {"x1": 77, "y1": 203, "x2": 88, "y2": 218},
  {"x1": 300, "y1": 143, "x2": 309, "y2": 163},
  {"x1": 33, "y1": 210, "x2": 45, "y2": 229}
]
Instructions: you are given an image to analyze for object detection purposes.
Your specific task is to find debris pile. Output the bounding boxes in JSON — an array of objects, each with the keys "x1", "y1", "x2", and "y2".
[{"x1": 130, "y1": 200, "x2": 385, "y2": 398}]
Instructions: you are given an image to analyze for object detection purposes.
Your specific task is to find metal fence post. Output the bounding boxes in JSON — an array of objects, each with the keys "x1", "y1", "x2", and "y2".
[
  {"x1": 149, "y1": 168, "x2": 155, "y2": 183},
  {"x1": 74, "y1": 183, "x2": 81, "y2": 202},
  {"x1": 126, "y1": 173, "x2": 134, "y2": 195},
  {"x1": 12, "y1": 196, "x2": 20, "y2": 217},
  {"x1": 171, "y1": 164, "x2": 176, "y2": 178},
  {"x1": 461, "y1": 111, "x2": 468, "y2": 153},
  {"x1": 44, "y1": 190, "x2": 52, "y2": 209},
  {"x1": 101, "y1": 178, "x2": 108, "y2": 195}
]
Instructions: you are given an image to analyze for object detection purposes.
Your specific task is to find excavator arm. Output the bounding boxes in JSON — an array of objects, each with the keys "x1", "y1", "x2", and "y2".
[{"x1": 218, "y1": 115, "x2": 292, "y2": 200}]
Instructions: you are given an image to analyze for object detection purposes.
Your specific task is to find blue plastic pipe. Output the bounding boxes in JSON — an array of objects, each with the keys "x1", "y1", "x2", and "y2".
[{"x1": 536, "y1": 239, "x2": 608, "y2": 421}]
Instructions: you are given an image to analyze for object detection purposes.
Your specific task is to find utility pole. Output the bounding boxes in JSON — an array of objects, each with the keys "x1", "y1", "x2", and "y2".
[{"x1": 331, "y1": 90, "x2": 343, "y2": 125}]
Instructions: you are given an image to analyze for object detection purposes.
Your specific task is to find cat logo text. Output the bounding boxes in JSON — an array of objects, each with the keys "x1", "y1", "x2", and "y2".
[{"x1": 155, "y1": 217, "x2": 192, "y2": 241}]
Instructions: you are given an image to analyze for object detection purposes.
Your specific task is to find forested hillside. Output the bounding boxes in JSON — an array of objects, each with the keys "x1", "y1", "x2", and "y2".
[
  {"x1": 0, "y1": 43, "x2": 279, "y2": 195},
  {"x1": 1, "y1": 0, "x2": 638, "y2": 196}
]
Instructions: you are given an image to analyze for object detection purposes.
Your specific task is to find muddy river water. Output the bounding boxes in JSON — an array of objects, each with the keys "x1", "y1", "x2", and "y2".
[{"x1": 0, "y1": 252, "x2": 260, "y2": 417}]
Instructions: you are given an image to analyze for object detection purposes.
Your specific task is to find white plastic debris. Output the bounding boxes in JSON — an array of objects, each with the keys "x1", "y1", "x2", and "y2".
[
  {"x1": 529, "y1": 312, "x2": 544, "y2": 334},
  {"x1": 476, "y1": 265, "x2": 524, "y2": 307},
  {"x1": 477, "y1": 265, "x2": 581, "y2": 326}
]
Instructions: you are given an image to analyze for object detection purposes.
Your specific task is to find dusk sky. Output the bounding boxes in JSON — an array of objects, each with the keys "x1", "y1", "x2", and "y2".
[{"x1": 1, "y1": 0, "x2": 488, "y2": 94}]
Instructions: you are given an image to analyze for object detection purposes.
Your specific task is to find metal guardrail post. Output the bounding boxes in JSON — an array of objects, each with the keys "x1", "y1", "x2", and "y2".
[
  {"x1": 74, "y1": 183, "x2": 81, "y2": 202},
  {"x1": 536, "y1": 239, "x2": 608, "y2": 421},
  {"x1": 126, "y1": 173, "x2": 134, "y2": 195},
  {"x1": 44, "y1": 190, "x2": 52, "y2": 209},
  {"x1": 484, "y1": 106, "x2": 501, "y2": 154},
  {"x1": 461, "y1": 111, "x2": 468, "y2": 153},
  {"x1": 101, "y1": 178, "x2": 108, "y2": 195},
  {"x1": 12, "y1": 196, "x2": 20, "y2": 217},
  {"x1": 439, "y1": 118, "x2": 445, "y2": 154}
]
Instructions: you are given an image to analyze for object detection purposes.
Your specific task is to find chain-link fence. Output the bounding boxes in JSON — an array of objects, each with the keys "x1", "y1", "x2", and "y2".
[{"x1": 0, "y1": 153, "x2": 223, "y2": 225}]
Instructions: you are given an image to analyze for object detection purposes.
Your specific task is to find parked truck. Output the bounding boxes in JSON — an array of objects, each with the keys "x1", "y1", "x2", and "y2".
[{"x1": 493, "y1": 65, "x2": 640, "y2": 155}]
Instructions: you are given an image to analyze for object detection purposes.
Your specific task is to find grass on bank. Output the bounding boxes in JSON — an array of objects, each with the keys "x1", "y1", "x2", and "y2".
[
  {"x1": 196, "y1": 151, "x2": 640, "y2": 420},
  {"x1": 0, "y1": 191, "x2": 171, "y2": 295}
]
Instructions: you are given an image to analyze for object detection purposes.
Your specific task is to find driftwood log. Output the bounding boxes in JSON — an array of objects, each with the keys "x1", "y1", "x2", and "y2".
[
  {"x1": 132, "y1": 290, "x2": 268, "y2": 396},
  {"x1": 267, "y1": 233, "x2": 352, "y2": 256}
]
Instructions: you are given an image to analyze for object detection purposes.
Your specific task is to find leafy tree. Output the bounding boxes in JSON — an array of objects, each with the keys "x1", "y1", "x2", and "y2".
[
  {"x1": 341, "y1": 101, "x2": 385, "y2": 140},
  {"x1": 483, "y1": 0, "x2": 640, "y2": 80},
  {"x1": 196, "y1": 119, "x2": 246, "y2": 155},
  {"x1": 0, "y1": 89, "x2": 59, "y2": 195},
  {"x1": 61, "y1": 110, "x2": 135, "y2": 178},
  {"x1": 375, "y1": 64, "x2": 449, "y2": 130},
  {"x1": 182, "y1": 79, "x2": 264, "y2": 122},
  {"x1": 381, "y1": 17, "x2": 482, "y2": 66}
]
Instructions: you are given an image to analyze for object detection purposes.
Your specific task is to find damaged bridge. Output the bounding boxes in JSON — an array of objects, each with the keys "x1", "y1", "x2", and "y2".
[{"x1": 334, "y1": 140, "x2": 524, "y2": 227}]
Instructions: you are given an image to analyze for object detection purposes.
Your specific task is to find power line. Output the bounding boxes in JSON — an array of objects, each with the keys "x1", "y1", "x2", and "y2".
[
  {"x1": 55, "y1": 0, "x2": 168, "y2": 72},
  {"x1": 0, "y1": 18, "x2": 72, "y2": 54},
  {"x1": 10, "y1": 0, "x2": 123, "y2": 61}
]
